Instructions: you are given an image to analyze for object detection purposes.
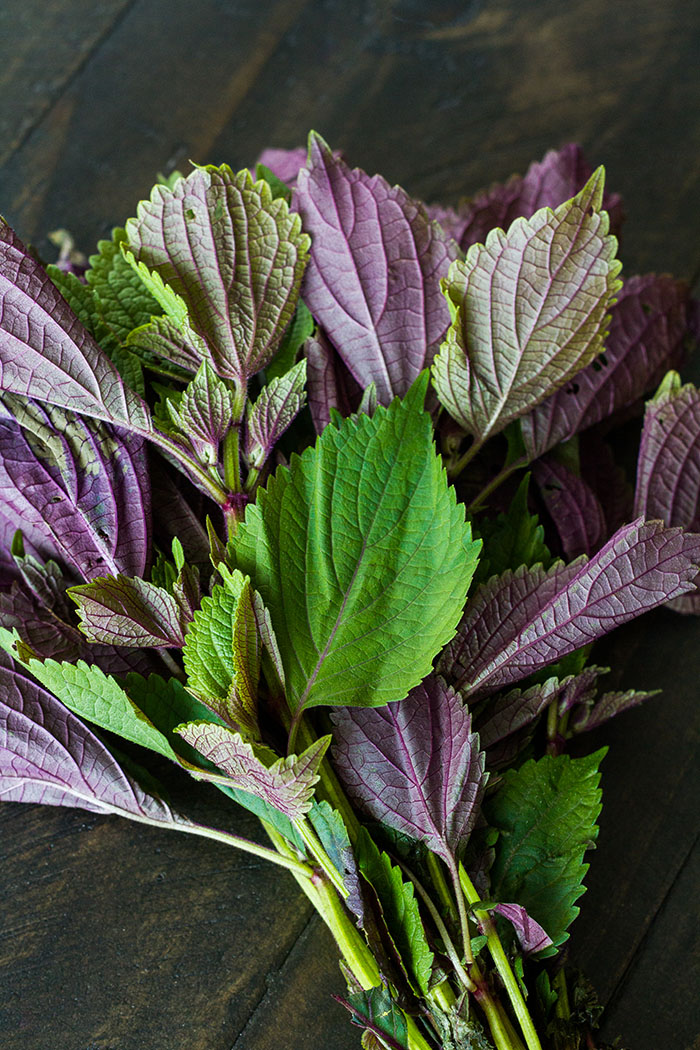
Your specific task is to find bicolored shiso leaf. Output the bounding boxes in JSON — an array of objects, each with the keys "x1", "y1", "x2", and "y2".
[
  {"x1": 0, "y1": 220, "x2": 152, "y2": 435},
  {"x1": 293, "y1": 133, "x2": 458, "y2": 405},
  {"x1": 432, "y1": 170, "x2": 622, "y2": 446},
  {"x1": 521, "y1": 274, "x2": 695, "y2": 460},
  {"x1": 0, "y1": 395, "x2": 151, "y2": 581},
  {"x1": 486, "y1": 750, "x2": 605, "y2": 950},
  {"x1": 230, "y1": 377, "x2": 480, "y2": 714},
  {"x1": 533, "y1": 456, "x2": 607, "y2": 559},
  {"x1": 125, "y1": 165, "x2": 310, "y2": 384},
  {"x1": 245, "y1": 359, "x2": 308, "y2": 470},
  {"x1": 441, "y1": 519, "x2": 700, "y2": 698},
  {"x1": 69, "y1": 575, "x2": 190, "y2": 648},
  {"x1": 634, "y1": 372, "x2": 700, "y2": 613},
  {"x1": 0, "y1": 659, "x2": 187, "y2": 826},
  {"x1": 168, "y1": 361, "x2": 237, "y2": 452},
  {"x1": 458, "y1": 143, "x2": 625, "y2": 251},
  {"x1": 332, "y1": 674, "x2": 486, "y2": 866},
  {"x1": 175, "y1": 722, "x2": 329, "y2": 821}
]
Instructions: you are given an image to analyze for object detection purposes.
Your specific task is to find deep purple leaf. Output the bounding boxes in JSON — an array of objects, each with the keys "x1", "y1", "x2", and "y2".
[
  {"x1": 304, "y1": 329, "x2": 362, "y2": 433},
  {"x1": 634, "y1": 374, "x2": 700, "y2": 613},
  {"x1": 293, "y1": 133, "x2": 458, "y2": 405},
  {"x1": 533, "y1": 457, "x2": 607, "y2": 558},
  {"x1": 477, "y1": 677, "x2": 564, "y2": 749},
  {"x1": 521, "y1": 275, "x2": 693, "y2": 459},
  {"x1": 0, "y1": 396, "x2": 150, "y2": 580},
  {"x1": 491, "y1": 903, "x2": 554, "y2": 955},
  {"x1": 0, "y1": 660, "x2": 184, "y2": 824},
  {"x1": 460, "y1": 143, "x2": 624, "y2": 251},
  {"x1": 0, "y1": 220, "x2": 152, "y2": 433},
  {"x1": 571, "y1": 687, "x2": 655, "y2": 733},
  {"x1": 331, "y1": 674, "x2": 486, "y2": 866},
  {"x1": 579, "y1": 434, "x2": 634, "y2": 537},
  {"x1": 441, "y1": 520, "x2": 700, "y2": 698}
]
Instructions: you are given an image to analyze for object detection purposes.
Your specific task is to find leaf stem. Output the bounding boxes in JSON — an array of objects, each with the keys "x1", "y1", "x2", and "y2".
[
  {"x1": 160, "y1": 817, "x2": 314, "y2": 879},
  {"x1": 459, "y1": 865, "x2": 543, "y2": 1050},
  {"x1": 466, "y1": 454, "x2": 530, "y2": 515},
  {"x1": 447, "y1": 436, "x2": 483, "y2": 479},
  {"x1": 223, "y1": 424, "x2": 241, "y2": 493},
  {"x1": 150, "y1": 430, "x2": 229, "y2": 505},
  {"x1": 447, "y1": 857, "x2": 474, "y2": 967},
  {"x1": 293, "y1": 815, "x2": 348, "y2": 897},
  {"x1": 400, "y1": 860, "x2": 476, "y2": 993}
]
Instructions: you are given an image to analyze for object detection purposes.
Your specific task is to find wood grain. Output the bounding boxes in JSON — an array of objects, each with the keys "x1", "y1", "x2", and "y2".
[{"x1": 0, "y1": 2, "x2": 698, "y2": 1048}]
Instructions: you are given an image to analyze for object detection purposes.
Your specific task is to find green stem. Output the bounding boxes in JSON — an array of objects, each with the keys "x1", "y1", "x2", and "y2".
[
  {"x1": 447, "y1": 436, "x2": 483, "y2": 480},
  {"x1": 223, "y1": 425, "x2": 241, "y2": 493},
  {"x1": 157, "y1": 816, "x2": 314, "y2": 879},
  {"x1": 151, "y1": 430, "x2": 229, "y2": 505},
  {"x1": 447, "y1": 857, "x2": 474, "y2": 966},
  {"x1": 466, "y1": 454, "x2": 529, "y2": 515},
  {"x1": 553, "y1": 969, "x2": 571, "y2": 1021},
  {"x1": 426, "y1": 852, "x2": 456, "y2": 916},
  {"x1": 460, "y1": 866, "x2": 543, "y2": 1050},
  {"x1": 400, "y1": 860, "x2": 475, "y2": 992},
  {"x1": 291, "y1": 714, "x2": 361, "y2": 840}
]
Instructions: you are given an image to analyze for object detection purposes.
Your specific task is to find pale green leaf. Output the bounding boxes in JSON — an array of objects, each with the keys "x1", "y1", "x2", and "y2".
[{"x1": 245, "y1": 358, "x2": 307, "y2": 470}]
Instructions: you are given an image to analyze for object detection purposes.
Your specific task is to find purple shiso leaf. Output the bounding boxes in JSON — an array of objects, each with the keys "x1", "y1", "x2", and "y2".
[
  {"x1": 69, "y1": 575, "x2": 190, "y2": 648},
  {"x1": 571, "y1": 687, "x2": 656, "y2": 733},
  {"x1": 490, "y1": 903, "x2": 554, "y2": 955},
  {"x1": 477, "y1": 676, "x2": 566, "y2": 749},
  {"x1": 245, "y1": 359, "x2": 307, "y2": 469},
  {"x1": 175, "y1": 723, "x2": 330, "y2": 821},
  {"x1": 0, "y1": 397, "x2": 150, "y2": 581},
  {"x1": 579, "y1": 433, "x2": 634, "y2": 537},
  {"x1": 424, "y1": 202, "x2": 470, "y2": 244},
  {"x1": 292, "y1": 133, "x2": 459, "y2": 405},
  {"x1": 331, "y1": 674, "x2": 487, "y2": 867},
  {"x1": 521, "y1": 274, "x2": 694, "y2": 460},
  {"x1": 0, "y1": 220, "x2": 152, "y2": 434},
  {"x1": 0, "y1": 660, "x2": 186, "y2": 825},
  {"x1": 255, "y1": 146, "x2": 309, "y2": 187},
  {"x1": 125, "y1": 166, "x2": 310, "y2": 385},
  {"x1": 440, "y1": 519, "x2": 700, "y2": 699},
  {"x1": 459, "y1": 143, "x2": 624, "y2": 251},
  {"x1": 635, "y1": 374, "x2": 700, "y2": 531},
  {"x1": 634, "y1": 373, "x2": 700, "y2": 613},
  {"x1": 533, "y1": 457, "x2": 607, "y2": 558},
  {"x1": 304, "y1": 329, "x2": 361, "y2": 433},
  {"x1": 432, "y1": 170, "x2": 622, "y2": 445}
]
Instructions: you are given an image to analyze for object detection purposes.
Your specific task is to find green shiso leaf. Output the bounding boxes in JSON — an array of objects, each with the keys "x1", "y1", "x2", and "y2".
[
  {"x1": 229, "y1": 373, "x2": 481, "y2": 714},
  {"x1": 485, "y1": 749, "x2": 606, "y2": 953}
]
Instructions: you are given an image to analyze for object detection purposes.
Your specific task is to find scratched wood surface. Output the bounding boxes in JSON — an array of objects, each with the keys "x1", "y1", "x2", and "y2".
[{"x1": 0, "y1": 2, "x2": 699, "y2": 1049}]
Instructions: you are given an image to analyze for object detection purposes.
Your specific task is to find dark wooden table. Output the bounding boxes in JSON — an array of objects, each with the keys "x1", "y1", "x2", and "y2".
[{"x1": 1, "y1": 3, "x2": 699, "y2": 1048}]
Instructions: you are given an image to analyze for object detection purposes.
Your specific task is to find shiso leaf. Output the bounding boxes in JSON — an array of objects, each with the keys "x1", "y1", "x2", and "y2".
[
  {"x1": 533, "y1": 456, "x2": 607, "y2": 559},
  {"x1": 485, "y1": 750, "x2": 605, "y2": 951},
  {"x1": 69, "y1": 575, "x2": 189, "y2": 648},
  {"x1": 168, "y1": 361, "x2": 237, "y2": 448},
  {"x1": 175, "y1": 722, "x2": 329, "y2": 821},
  {"x1": 356, "y1": 828, "x2": 434, "y2": 996},
  {"x1": 245, "y1": 358, "x2": 308, "y2": 470},
  {"x1": 293, "y1": 132, "x2": 458, "y2": 405},
  {"x1": 0, "y1": 220, "x2": 152, "y2": 435},
  {"x1": 125, "y1": 165, "x2": 310, "y2": 383},
  {"x1": 490, "y1": 902, "x2": 554, "y2": 955},
  {"x1": 442, "y1": 519, "x2": 700, "y2": 698},
  {"x1": 332, "y1": 674, "x2": 486, "y2": 865},
  {"x1": 432, "y1": 170, "x2": 622, "y2": 446},
  {"x1": 521, "y1": 274, "x2": 694, "y2": 460},
  {"x1": 229, "y1": 375, "x2": 480, "y2": 714},
  {"x1": 472, "y1": 474, "x2": 551, "y2": 585},
  {"x1": 0, "y1": 395, "x2": 151, "y2": 580}
]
